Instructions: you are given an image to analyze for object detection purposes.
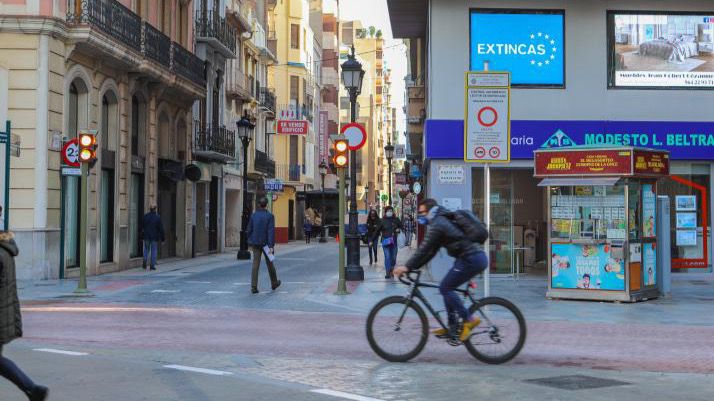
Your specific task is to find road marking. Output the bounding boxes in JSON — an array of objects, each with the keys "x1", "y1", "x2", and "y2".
[
  {"x1": 151, "y1": 289, "x2": 180, "y2": 293},
  {"x1": 310, "y1": 389, "x2": 385, "y2": 401},
  {"x1": 232, "y1": 283, "x2": 251, "y2": 286},
  {"x1": 284, "y1": 281, "x2": 306, "y2": 284},
  {"x1": 33, "y1": 348, "x2": 88, "y2": 356},
  {"x1": 186, "y1": 281, "x2": 212, "y2": 284},
  {"x1": 206, "y1": 291, "x2": 234, "y2": 294},
  {"x1": 163, "y1": 365, "x2": 233, "y2": 376}
]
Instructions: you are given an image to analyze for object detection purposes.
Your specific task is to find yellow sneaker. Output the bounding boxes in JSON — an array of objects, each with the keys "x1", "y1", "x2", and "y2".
[
  {"x1": 459, "y1": 318, "x2": 481, "y2": 342},
  {"x1": 431, "y1": 327, "x2": 449, "y2": 337}
]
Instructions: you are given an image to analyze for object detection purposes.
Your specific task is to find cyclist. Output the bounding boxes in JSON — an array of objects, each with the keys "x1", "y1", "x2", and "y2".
[{"x1": 393, "y1": 198, "x2": 488, "y2": 342}]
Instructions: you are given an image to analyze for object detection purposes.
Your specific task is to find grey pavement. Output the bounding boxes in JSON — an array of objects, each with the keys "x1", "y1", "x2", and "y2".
[{"x1": 4, "y1": 241, "x2": 714, "y2": 400}]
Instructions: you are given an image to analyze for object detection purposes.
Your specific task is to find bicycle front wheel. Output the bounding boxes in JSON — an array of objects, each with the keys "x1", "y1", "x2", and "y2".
[
  {"x1": 366, "y1": 296, "x2": 428, "y2": 362},
  {"x1": 464, "y1": 297, "x2": 526, "y2": 364}
]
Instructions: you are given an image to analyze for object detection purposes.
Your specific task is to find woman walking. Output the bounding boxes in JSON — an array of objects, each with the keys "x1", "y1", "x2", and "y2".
[
  {"x1": 377, "y1": 206, "x2": 402, "y2": 279},
  {"x1": 0, "y1": 207, "x2": 48, "y2": 400},
  {"x1": 366, "y1": 209, "x2": 381, "y2": 265}
]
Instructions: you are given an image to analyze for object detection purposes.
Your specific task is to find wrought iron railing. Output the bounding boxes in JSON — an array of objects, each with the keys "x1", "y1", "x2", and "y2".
[
  {"x1": 255, "y1": 150, "x2": 276, "y2": 177},
  {"x1": 66, "y1": 0, "x2": 142, "y2": 52},
  {"x1": 142, "y1": 22, "x2": 171, "y2": 68},
  {"x1": 195, "y1": 10, "x2": 237, "y2": 54},
  {"x1": 259, "y1": 87, "x2": 276, "y2": 113},
  {"x1": 172, "y1": 43, "x2": 206, "y2": 86},
  {"x1": 194, "y1": 123, "x2": 236, "y2": 159},
  {"x1": 226, "y1": 69, "x2": 250, "y2": 99}
]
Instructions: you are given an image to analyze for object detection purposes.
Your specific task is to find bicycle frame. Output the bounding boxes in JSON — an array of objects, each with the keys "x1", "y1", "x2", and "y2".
[{"x1": 398, "y1": 271, "x2": 479, "y2": 331}]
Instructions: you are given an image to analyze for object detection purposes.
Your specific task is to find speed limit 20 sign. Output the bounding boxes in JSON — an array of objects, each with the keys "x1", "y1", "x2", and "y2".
[{"x1": 62, "y1": 139, "x2": 80, "y2": 167}]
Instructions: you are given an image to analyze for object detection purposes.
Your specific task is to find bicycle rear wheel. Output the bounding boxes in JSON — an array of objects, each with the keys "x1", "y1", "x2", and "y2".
[
  {"x1": 366, "y1": 296, "x2": 428, "y2": 362},
  {"x1": 463, "y1": 297, "x2": 526, "y2": 364}
]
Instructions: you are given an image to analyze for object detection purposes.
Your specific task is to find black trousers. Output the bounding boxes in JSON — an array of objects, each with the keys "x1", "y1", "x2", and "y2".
[{"x1": 0, "y1": 345, "x2": 35, "y2": 394}]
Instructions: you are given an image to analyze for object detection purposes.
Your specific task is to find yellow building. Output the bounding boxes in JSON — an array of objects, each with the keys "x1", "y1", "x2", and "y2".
[{"x1": 268, "y1": 0, "x2": 320, "y2": 242}]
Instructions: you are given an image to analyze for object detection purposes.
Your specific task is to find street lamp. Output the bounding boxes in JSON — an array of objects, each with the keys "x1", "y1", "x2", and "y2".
[
  {"x1": 236, "y1": 113, "x2": 255, "y2": 260},
  {"x1": 319, "y1": 161, "x2": 328, "y2": 243},
  {"x1": 384, "y1": 141, "x2": 394, "y2": 206},
  {"x1": 341, "y1": 46, "x2": 365, "y2": 281}
]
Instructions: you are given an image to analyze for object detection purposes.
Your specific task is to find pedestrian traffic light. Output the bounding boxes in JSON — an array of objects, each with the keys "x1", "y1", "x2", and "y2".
[
  {"x1": 333, "y1": 139, "x2": 349, "y2": 169},
  {"x1": 78, "y1": 131, "x2": 98, "y2": 167}
]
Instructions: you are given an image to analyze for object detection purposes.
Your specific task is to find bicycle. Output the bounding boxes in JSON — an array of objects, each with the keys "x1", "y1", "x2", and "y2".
[{"x1": 366, "y1": 270, "x2": 526, "y2": 364}]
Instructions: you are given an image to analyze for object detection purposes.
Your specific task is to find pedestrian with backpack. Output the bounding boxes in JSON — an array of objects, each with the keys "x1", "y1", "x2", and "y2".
[{"x1": 393, "y1": 198, "x2": 488, "y2": 342}]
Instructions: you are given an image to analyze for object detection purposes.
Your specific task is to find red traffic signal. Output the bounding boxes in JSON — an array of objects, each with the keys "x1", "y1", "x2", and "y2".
[
  {"x1": 333, "y1": 139, "x2": 349, "y2": 168},
  {"x1": 78, "y1": 132, "x2": 97, "y2": 164}
]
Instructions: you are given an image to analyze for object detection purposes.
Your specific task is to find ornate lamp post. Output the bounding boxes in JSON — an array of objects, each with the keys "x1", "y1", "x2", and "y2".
[
  {"x1": 319, "y1": 161, "x2": 328, "y2": 243},
  {"x1": 236, "y1": 113, "x2": 255, "y2": 260},
  {"x1": 340, "y1": 46, "x2": 365, "y2": 281},
  {"x1": 384, "y1": 141, "x2": 394, "y2": 206}
]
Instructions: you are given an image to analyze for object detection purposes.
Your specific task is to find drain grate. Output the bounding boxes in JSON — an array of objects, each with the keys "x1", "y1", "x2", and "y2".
[{"x1": 525, "y1": 375, "x2": 630, "y2": 390}]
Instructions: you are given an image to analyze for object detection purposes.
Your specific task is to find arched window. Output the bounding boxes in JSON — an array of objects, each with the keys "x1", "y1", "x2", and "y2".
[
  {"x1": 158, "y1": 111, "x2": 173, "y2": 159},
  {"x1": 99, "y1": 91, "x2": 119, "y2": 263}
]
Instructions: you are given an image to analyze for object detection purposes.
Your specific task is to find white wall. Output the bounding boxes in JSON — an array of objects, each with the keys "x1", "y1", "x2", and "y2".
[{"x1": 429, "y1": 0, "x2": 714, "y2": 121}]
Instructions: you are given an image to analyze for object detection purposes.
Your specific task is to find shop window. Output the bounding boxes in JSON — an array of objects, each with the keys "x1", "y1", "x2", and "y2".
[{"x1": 291, "y1": 24, "x2": 300, "y2": 49}]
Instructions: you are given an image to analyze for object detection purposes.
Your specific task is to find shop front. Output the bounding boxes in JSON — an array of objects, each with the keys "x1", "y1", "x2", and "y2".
[{"x1": 426, "y1": 120, "x2": 714, "y2": 276}]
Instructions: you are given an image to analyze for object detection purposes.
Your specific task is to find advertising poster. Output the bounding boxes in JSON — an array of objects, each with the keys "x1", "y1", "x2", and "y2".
[
  {"x1": 643, "y1": 243, "x2": 657, "y2": 286},
  {"x1": 676, "y1": 212, "x2": 697, "y2": 228},
  {"x1": 610, "y1": 13, "x2": 714, "y2": 88},
  {"x1": 676, "y1": 230, "x2": 698, "y2": 246},
  {"x1": 676, "y1": 195, "x2": 697, "y2": 211},
  {"x1": 470, "y1": 10, "x2": 565, "y2": 86},
  {"x1": 642, "y1": 184, "x2": 656, "y2": 238},
  {"x1": 551, "y1": 243, "x2": 625, "y2": 291}
]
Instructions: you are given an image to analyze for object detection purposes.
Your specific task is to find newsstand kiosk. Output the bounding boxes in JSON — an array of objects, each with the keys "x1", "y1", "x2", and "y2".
[{"x1": 534, "y1": 146, "x2": 670, "y2": 302}]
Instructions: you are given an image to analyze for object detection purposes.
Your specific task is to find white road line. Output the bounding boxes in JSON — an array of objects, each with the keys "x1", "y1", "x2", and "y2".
[
  {"x1": 205, "y1": 291, "x2": 234, "y2": 294},
  {"x1": 310, "y1": 389, "x2": 385, "y2": 401},
  {"x1": 33, "y1": 348, "x2": 88, "y2": 356},
  {"x1": 232, "y1": 283, "x2": 251, "y2": 286},
  {"x1": 151, "y1": 289, "x2": 181, "y2": 293},
  {"x1": 185, "y1": 281, "x2": 212, "y2": 284},
  {"x1": 163, "y1": 365, "x2": 233, "y2": 376}
]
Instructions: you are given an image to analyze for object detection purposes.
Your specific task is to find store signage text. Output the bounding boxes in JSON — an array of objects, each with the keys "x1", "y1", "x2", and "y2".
[
  {"x1": 534, "y1": 148, "x2": 670, "y2": 177},
  {"x1": 277, "y1": 120, "x2": 308, "y2": 135}
]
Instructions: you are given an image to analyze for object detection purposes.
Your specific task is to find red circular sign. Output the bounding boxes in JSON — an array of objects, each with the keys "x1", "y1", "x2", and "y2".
[
  {"x1": 474, "y1": 147, "x2": 486, "y2": 159},
  {"x1": 340, "y1": 123, "x2": 367, "y2": 151},
  {"x1": 477, "y1": 107, "x2": 498, "y2": 127},
  {"x1": 62, "y1": 139, "x2": 80, "y2": 167},
  {"x1": 489, "y1": 146, "x2": 501, "y2": 158}
]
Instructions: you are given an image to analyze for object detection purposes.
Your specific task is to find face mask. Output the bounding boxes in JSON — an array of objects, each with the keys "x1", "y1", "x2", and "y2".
[
  {"x1": 385, "y1": 211, "x2": 393, "y2": 218},
  {"x1": 417, "y1": 216, "x2": 429, "y2": 225}
]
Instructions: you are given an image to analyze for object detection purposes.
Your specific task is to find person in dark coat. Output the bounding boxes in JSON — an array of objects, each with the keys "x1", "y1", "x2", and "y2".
[
  {"x1": 366, "y1": 209, "x2": 381, "y2": 265},
  {"x1": 0, "y1": 206, "x2": 49, "y2": 400},
  {"x1": 247, "y1": 197, "x2": 281, "y2": 294},
  {"x1": 376, "y1": 206, "x2": 402, "y2": 278},
  {"x1": 141, "y1": 205, "x2": 165, "y2": 270}
]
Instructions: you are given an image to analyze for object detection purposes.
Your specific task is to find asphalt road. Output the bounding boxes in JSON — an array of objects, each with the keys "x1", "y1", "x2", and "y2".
[{"x1": 2, "y1": 243, "x2": 713, "y2": 401}]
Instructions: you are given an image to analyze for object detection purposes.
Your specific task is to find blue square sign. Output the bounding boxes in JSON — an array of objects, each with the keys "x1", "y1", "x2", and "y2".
[{"x1": 470, "y1": 10, "x2": 565, "y2": 86}]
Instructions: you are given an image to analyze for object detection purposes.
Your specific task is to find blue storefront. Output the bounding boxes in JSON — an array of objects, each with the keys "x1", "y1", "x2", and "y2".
[{"x1": 425, "y1": 119, "x2": 714, "y2": 274}]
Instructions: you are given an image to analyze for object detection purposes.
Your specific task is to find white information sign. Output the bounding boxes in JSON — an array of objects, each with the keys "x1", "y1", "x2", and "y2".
[
  {"x1": 438, "y1": 165, "x2": 464, "y2": 184},
  {"x1": 465, "y1": 71, "x2": 510, "y2": 162}
]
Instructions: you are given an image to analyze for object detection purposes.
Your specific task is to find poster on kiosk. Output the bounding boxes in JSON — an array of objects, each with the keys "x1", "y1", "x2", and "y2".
[{"x1": 534, "y1": 146, "x2": 669, "y2": 302}]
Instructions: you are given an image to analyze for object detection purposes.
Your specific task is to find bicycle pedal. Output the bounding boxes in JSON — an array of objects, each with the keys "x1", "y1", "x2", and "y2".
[{"x1": 446, "y1": 338, "x2": 462, "y2": 347}]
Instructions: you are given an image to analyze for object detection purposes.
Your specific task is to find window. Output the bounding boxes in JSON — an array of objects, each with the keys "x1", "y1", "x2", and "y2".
[
  {"x1": 340, "y1": 96, "x2": 350, "y2": 110},
  {"x1": 131, "y1": 96, "x2": 140, "y2": 156},
  {"x1": 290, "y1": 75, "x2": 300, "y2": 105},
  {"x1": 178, "y1": 2, "x2": 188, "y2": 46},
  {"x1": 291, "y1": 24, "x2": 300, "y2": 49}
]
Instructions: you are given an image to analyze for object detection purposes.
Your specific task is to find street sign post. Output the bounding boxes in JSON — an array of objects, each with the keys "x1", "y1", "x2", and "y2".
[
  {"x1": 464, "y1": 71, "x2": 511, "y2": 163},
  {"x1": 0, "y1": 121, "x2": 10, "y2": 230}
]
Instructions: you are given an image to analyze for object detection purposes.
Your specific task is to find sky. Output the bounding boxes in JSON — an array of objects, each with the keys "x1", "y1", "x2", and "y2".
[{"x1": 339, "y1": 0, "x2": 408, "y2": 142}]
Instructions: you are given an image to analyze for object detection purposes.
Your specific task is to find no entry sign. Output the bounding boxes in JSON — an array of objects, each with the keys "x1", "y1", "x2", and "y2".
[{"x1": 465, "y1": 71, "x2": 511, "y2": 162}]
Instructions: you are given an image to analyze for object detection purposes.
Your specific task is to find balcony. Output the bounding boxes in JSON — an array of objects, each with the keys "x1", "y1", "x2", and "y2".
[
  {"x1": 67, "y1": 0, "x2": 142, "y2": 52},
  {"x1": 194, "y1": 123, "x2": 236, "y2": 162},
  {"x1": 226, "y1": 69, "x2": 251, "y2": 100},
  {"x1": 172, "y1": 43, "x2": 206, "y2": 87},
  {"x1": 259, "y1": 87, "x2": 276, "y2": 114},
  {"x1": 255, "y1": 150, "x2": 276, "y2": 177},
  {"x1": 142, "y1": 22, "x2": 171, "y2": 68},
  {"x1": 195, "y1": 10, "x2": 237, "y2": 58},
  {"x1": 247, "y1": 75, "x2": 256, "y2": 99},
  {"x1": 267, "y1": 31, "x2": 277, "y2": 59}
]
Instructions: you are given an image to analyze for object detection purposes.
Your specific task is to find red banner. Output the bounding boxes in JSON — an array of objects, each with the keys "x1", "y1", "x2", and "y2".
[
  {"x1": 535, "y1": 149, "x2": 631, "y2": 176},
  {"x1": 277, "y1": 120, "x2": 308, "y2": 135},
  {"x1": 633, "y1": 150, "x2": 670, "y2": 176}
]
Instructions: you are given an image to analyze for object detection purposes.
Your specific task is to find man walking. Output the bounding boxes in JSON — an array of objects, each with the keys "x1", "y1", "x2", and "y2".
[
  {"x1": 141, "y1": 205, "x2": 165, "y2": 271},
  {"x1": 0, "y1": 206, "x2": 49, "y2": 401},
  {"x1": 247, "y1": 197, "x2": 281, "y2": 294}
]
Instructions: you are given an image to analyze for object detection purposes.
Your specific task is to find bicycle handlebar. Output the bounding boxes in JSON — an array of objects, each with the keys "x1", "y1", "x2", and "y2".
[{"x1": 397, "y1": 270, "x2": 421, "y2": 286}]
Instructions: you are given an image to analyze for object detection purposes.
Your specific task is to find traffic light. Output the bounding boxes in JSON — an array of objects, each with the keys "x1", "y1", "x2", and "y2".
[
  {"x1": 78, "y1": 131, "x2": 98, "y2": 167},
  {"x1": 333, "y1": 139, "x2": 349, "y2": 169}
]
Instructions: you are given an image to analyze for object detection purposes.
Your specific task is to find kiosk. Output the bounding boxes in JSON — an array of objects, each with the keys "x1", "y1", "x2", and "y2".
[{"x1": 534, "y1": 147, "x2": 670, "y2": 302}]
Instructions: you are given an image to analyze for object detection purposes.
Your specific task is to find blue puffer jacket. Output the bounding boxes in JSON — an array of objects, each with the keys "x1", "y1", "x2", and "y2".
[{"x1": 247, "y1": 209, "x2": 275, "y2": 248}]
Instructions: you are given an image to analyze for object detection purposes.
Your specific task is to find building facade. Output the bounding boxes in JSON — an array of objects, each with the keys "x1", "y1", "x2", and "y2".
[
  {"x1": 389, "y1": 0, "x2": 714, "y2": 274},
  {"x1": 0, "y1": 0, "x2": 204, "y2": 279}
]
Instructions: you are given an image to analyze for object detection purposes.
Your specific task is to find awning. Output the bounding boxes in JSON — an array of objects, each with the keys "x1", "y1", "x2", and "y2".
[{"x1": 537, "y1": 177, "x2": 622, "y2": 187}]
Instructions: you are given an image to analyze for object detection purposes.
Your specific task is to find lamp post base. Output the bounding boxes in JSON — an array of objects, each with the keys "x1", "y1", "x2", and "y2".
[
  {"x1": 345, "y1": 264, "x2": 364, "y2": 281},
  {"x1": 237, "y1": 249, "x2": 251, "y2": 260},
  {"x1": 319, "y1": 236, "x2": 327, "y2": 243}
]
